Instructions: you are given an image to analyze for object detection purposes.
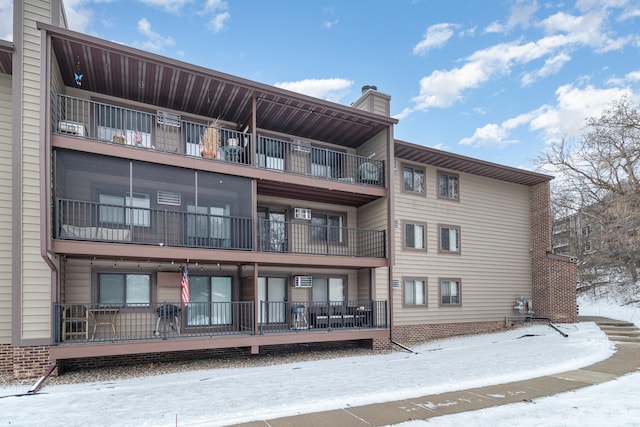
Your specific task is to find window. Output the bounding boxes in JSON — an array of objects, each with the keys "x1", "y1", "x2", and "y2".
[
  {"x1": 403, "y1": 165, "x2": 425, "y2": 193},
  {"x1": 404, "y1": 278, "x2": 427, "y2": 305},
  {"x1": 312, "y1": 277, "x2": 345, "y2": 302},
  {"x1": 99, "y1": 192, "x2": 151, "y2": 227},
  {"x1": 439, "y1": 225, "x2": 460, "y2": 253},
  {"x1": 404, "y1": 222, "x2": 426, "y2": 250},
  {"x1": 311, "y1": 212, "x2": 345, "y2": 244},
  {"x1": 187, "y1": 204, "x2": 231, "y2": 247},
  {"x1": 187, "y1": 276, "x2": 232, "y2": 326},
  {"x1": 258, "y1": 277, "x2": 287, "y2": 324},
  {"x1": 582, "y1": 225, "x2": 591, "y2": 236},
  {"x1": 440, "y1": 279, "x2": 461, "y2": 305},
  {"x1": 98, "y1": 273, "x2": 151, "y2": 306},
  {"x1": 438, "y1": 171, "x2": 459, "y2": 200}
]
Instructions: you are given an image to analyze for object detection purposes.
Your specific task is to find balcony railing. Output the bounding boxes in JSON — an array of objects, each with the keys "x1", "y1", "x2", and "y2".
[
  {"x1": 55, "y1": 198, "x2": 386, "y2": 257},
  {"x1": 54, "y1": 302, "x2": 254, "y2": 344},
  {"x1": 54, "y1": 300, "x2": 386, "y2": 344},
  {"x1": 55, "y1": 198, "x2": 254, "y2": 250},
  {"x1": 53, "y1": 94, "x2": 385, "y2": 187},
  {"x1": 258, "y1": 219, "x2": 386, "y2": 258},
  {"x1": 53, "y1": 94, "x2": 252, "y2": 165},
  {"x1": 256, "y1": 135, "x2": 385, "y2": 186},
  {"x1": 259, "y1": 300, "x2": 388, "y2": 334}
]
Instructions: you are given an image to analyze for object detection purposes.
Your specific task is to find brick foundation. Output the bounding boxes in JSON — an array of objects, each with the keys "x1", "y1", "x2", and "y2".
[
  {"x1": 393, "y1": 320, "x2": 506, "y2": 345},
  {"x1": 0, "y1": 344, "x2": 55, "y2": 379}
]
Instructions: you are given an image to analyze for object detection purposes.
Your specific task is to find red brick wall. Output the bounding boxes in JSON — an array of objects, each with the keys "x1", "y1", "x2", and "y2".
[
  {"x1": 0, "y1": 345, "x2": 54, "y2": 379},
  {"x1": 548, "y1": 254, "x2": 578, "y2": 322},
  {"x1": 393, "y1": 320, "x2": 505, "y2": 345},
  {"x1": 0, "y1": 344, "x2": 12, "y2": 374},
  {"x1": 530, "y1": 182, "x2": 577, "y2": 323}
]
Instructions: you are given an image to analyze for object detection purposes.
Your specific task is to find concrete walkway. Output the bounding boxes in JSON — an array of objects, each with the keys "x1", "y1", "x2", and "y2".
[{"x1": 232, "y1": 317, "x2": 640, "y2": 427}]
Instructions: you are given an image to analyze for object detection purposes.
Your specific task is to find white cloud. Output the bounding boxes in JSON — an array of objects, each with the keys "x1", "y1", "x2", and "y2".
[
  {"x1": 405, "y1": 6, "x2": 635, "y2": 117},
  {"x1": 209, "y1": 11, "x2": 230, "y2": 33},
  {"x1": 413, "y1": 23, "x2": 458, "y2": 55},
  {"x1": 529, "y1": 84, "x2": 634, "y2": 139},
  {"x1": 133, "y1": 18, "x2": 175, "y2": 52},
  {"x1": 521, "y1": 52, "x2": 571, "y2": 86},
  {"x1": 508, "y1": 0, "x2": 539, "y2": 29},
  {"x1": 63, "y1": 0, "x2": 93, "y2": 33},
  {"x1": 459, "y1": 84, "x2": 636, "y2": 148},
  {"x1": 484, "y1": 21, "x2": 506, "y2": 34},
  {"x1": 0, "y1": 0, "x2": 12, "y2": 41},
  {"x1": 274, "y1": 78, "x2": 353, "y2": 103},
  {"x1": 575, "y1": 0, "x2": 630, "y2": 13},
  {"x1": 203, "y1": 0, "x2": 229, "y2": 33},
  {"x1": 459, "y1": 123, "x2": 512, "y2": 147},
  {"x1": 137, "y1": 0, "x2": 192, "y2": 14},
  {"x1": 322, "y1": 19, "x2": 339, "y2": 29}
]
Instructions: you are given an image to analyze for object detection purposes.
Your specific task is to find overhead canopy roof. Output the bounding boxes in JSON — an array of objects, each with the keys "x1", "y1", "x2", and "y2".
[
  {"x1": 39, "y1": 23, "x2": 396, "y2": 149},
  {"x1": 395, "y1": 139, "x2": 553, "y2": 186}
]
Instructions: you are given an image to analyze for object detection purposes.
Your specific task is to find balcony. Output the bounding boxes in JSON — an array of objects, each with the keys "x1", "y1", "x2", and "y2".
[
  {"x1": 55, "y1": 198, "x2": 254, "y2": 250},
  {"x1": 53, "y1": 94, "x2": 385, "y2": 187},
  {"x1": 55, "y1": 198, "x2": 386, "y2": 258},
  {"x1": 53, "y1": 300, "x2": 387, "y2": 345}
]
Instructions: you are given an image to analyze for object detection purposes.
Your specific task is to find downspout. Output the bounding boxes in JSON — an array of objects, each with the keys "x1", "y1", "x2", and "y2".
[
  {"x1": 40, "y1": 29, "x2": 59, "y2": 310},
  {"x1": 385, "y1": 126, "x2": 415, "y2": 353}
]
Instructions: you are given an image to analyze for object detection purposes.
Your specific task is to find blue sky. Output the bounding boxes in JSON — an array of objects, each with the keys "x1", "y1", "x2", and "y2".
[{"x1": 2, "y1": 0, "x2": 640, "y2": 170}]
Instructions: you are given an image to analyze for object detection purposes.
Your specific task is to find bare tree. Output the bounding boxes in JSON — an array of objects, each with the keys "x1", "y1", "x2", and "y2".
[{"x1": 539, "y1": 97, "x2": 640, "y2": 284}]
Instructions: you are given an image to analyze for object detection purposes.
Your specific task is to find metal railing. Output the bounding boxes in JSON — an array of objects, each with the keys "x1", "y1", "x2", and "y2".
[
  {"x1": 55, "y1": 198, "x2": 386, "y2": 257},
  {"x1": 258, "y1": 219, "x2": 386, "y2": 258},
  {"x1": 259, "y1": 300, "x2": 387, "y2": 333},
  {"x1": 53, "y1": 94, "x2": 252, "y2": 165},
  {"x1": 53, "y1": 94, "x2": 385, "y2": 187},
  {"x1": 54, "y1": 302, "x2": 255, "y2": 344},
  {"x1": 53, "y1": 300, "x2": 387, "y2": 344},
  {"x1": 55, "y1": 198, "x2": 254, "y2": 250},
  {"x1": 257, "y1": 135, "x2": 385, "y2": 186}
]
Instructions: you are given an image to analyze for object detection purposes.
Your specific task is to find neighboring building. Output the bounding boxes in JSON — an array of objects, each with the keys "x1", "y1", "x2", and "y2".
[
  {"x1": 1, "y1": 1, "x2": 576, "y2": 379},
  {"x1": 552, "y1": 211, "x2": 600, "y2": 257}
]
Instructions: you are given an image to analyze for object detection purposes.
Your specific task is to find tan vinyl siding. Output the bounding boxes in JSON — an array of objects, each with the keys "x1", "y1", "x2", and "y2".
[
  {"x1": 19, "y1": 0, "x2": 53, "y2": 339},
  {"x1": 0, "y1": 74, "x2": 12, "y2": 343},
  {"x1": 393, "y1": 162, "x2": 531, "y2": 325}
]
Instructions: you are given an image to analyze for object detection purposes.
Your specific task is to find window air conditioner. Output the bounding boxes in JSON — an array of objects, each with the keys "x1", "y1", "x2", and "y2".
[
  {"x1": 156, "y1": 111, "x2": 181, "y2": 128},
  {"x1": 293, "y1": 139, "x2": 311, "y2": 154},
  {"x1": 58, "y1": 120, "x2": 87, "y2": 136},
  {"x1": 294, "y1": 276, "x2": 313, "y2": 288},
  {"x1": 294, "y1": 208, "x2": 312, "y2": 220}
]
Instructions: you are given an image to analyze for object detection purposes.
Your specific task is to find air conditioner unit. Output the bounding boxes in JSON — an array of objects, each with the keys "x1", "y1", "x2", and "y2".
[
  {"x1": 294, "y1": 276, "x2": 313, "y2": 288},
  {"x1": 156, "y1": 111, "x2": 181, "y2": 128},
  {"x1": 58, "y1": 120, "x2": 86, "y2": 136},
  {"x1": 293, "y1": 139, "x2": 311, "y2": 154},
  {"x1": 294, "y1": 208, "x2": 312, "y2": 220}
]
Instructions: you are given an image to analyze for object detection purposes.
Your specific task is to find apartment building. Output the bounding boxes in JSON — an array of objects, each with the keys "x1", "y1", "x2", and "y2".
[{"x1": 1, "y1": 0, "x2": 576, "y2": 379}]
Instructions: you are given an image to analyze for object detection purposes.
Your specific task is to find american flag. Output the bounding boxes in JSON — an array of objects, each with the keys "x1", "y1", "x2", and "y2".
[{"x1": 181, "y1": 264, "x2": 190, "y2": 306}]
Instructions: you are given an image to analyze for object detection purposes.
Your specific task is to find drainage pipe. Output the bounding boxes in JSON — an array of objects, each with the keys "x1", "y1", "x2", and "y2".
[{"x1": 531, "y1": 317, "x2": 569, "y2": 338}]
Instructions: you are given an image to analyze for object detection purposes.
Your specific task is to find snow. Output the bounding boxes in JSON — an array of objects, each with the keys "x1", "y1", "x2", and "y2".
[{"x1": 0, "y1": 298, "x2": 638, "y2": 427}]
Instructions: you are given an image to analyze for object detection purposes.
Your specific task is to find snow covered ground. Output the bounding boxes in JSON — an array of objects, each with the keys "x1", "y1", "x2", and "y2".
[{"x1": 0, "y1": 297, "x2": 637, "y2": 427}]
